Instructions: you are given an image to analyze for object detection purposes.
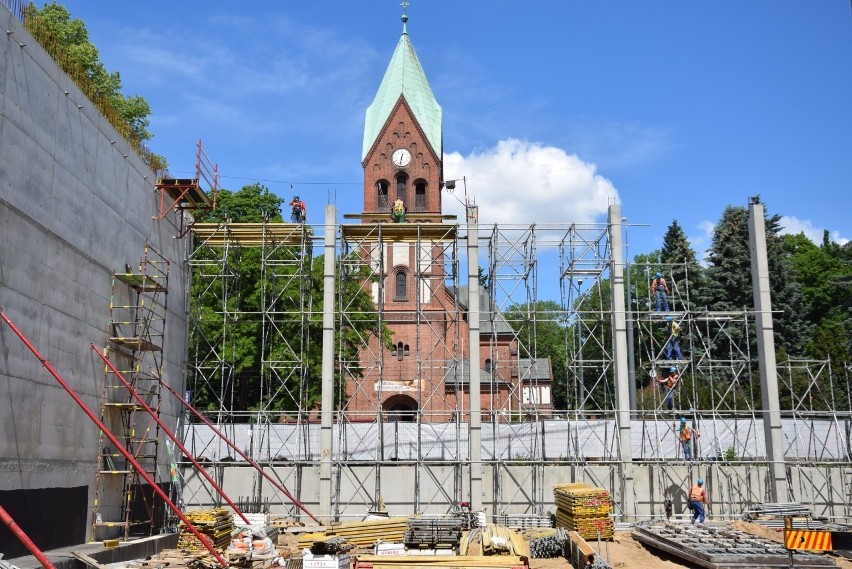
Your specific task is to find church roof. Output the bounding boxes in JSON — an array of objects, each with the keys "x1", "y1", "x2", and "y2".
[{"x1": 363, "y1": 26, "x2": 442, "y2": 160}]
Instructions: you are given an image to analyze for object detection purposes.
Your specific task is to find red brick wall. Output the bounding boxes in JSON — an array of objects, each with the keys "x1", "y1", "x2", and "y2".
[{"x1": 363, "y1": 98, "x2": 442, "y2": 216}]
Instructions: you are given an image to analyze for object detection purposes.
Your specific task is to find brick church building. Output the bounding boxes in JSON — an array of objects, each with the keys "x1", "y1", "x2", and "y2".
[{"x1": 343, "y1": 14, "x2": 553, "y2": 422}]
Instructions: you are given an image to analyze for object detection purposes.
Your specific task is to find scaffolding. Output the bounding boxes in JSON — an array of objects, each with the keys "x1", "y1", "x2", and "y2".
[
  {"x1": 186, "y1": 220, "x2": 317, "y2": 517},
  {"x1": 336, "y1": 221, "x2": 462, "y2": 516},
  {"x1": 179, "y1": 218, "x2": 852, "y2": 522},
  {"x1": 92, "y1": 243, "x2": 169, "y2": 539}
]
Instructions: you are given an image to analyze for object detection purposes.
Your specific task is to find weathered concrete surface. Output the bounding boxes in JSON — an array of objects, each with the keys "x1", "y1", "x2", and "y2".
[{"x1": 0, "y1": 8, "x2": 189, "y2": 549}]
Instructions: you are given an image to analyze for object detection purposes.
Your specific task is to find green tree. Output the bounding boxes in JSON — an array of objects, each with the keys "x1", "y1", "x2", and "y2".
[
  {"x1": 700, "y1": 205, "x2": 806, "y2": 356},
  {"x1": 660, "y1": 220, "x2": 705, "y2": 311},
  {"x1": 188, "y1": 183, "x2": 387, "y2": 416},
  {"x1": 784, "y1": 231, "x2": 852, "y2": 366},
  {"x1": 26, "y1": 2, "x2": 155, "y2": 142},
  {"x1": 504, "y1": 300, "x2": 568, "y2": 409}
]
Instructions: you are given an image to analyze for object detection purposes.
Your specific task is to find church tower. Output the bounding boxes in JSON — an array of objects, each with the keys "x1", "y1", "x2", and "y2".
[
  {"x1": 345, "y1": 12, "x2": 466, "y2": 422},
  {"x1": 361, "y1": 12, "x2": 443, "y2": 221}
]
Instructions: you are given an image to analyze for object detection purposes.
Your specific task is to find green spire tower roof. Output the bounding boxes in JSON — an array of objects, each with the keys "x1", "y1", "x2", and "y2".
[{"x1": 362, "y1": 18, "x2": 442, "y2": 160}]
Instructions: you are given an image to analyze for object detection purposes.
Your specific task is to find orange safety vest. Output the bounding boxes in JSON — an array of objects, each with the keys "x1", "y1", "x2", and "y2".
[
  {"x1": 680, "y1": 426, "x2": 692, "y2": 442},
  {"x1": 689, "y1": 485, "x2": 705, "y2": 503}
]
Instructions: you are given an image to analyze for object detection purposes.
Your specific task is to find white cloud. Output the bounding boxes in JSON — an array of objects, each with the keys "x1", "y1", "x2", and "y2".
[
  {"x1": 442, "y1": 139, "x2": 618, "y2": 226},
  {"x1": 779, "y1": 216, "x2": 849, "y2": 246},
  {"x1": 691, "y1": 220, "x2": 716, "y2": 266}
]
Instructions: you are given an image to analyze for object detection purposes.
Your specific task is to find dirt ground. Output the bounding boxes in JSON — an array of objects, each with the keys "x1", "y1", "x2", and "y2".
[{"x1": 527, "y1": 525, "x2": 852, "y2": 569}]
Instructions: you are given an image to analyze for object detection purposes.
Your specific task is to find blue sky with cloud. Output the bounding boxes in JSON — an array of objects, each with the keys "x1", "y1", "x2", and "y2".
[{"x1": 55, "y1": 1, "x2": 851, "y2": 258}]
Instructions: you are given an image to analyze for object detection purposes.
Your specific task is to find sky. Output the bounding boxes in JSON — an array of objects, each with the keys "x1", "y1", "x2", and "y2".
[{"x1": 49, "y1": 1, "x2": 852, "y2": 261}]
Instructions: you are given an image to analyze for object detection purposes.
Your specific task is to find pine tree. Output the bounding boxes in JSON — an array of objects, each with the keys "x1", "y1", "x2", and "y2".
[
  {"x1": 701, "y1": 205, "x2": 806, "y2": 356},
  {"x1": 660, "y1": 220, "x2": 704, "y2": 311}
]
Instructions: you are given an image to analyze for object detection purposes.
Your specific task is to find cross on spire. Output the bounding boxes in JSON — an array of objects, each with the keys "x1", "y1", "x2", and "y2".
[{"x1": 401, "y1": 0, "x2": 409, "y2": 31}]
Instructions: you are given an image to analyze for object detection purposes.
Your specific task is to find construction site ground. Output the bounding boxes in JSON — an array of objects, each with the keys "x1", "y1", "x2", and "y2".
[{"x1": 589, "y1": 524, "x2": 852, "y2": 569}]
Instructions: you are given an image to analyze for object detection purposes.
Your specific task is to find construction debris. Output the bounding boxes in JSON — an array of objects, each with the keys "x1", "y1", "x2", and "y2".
[
  {"x1": 554, "y1": 483, "x2": 614, "y2": 540},
  {"x1": 633, "y1": 523, "x2": 836, "y2": 568},
  {"x1": 124, "y1": 548, "x2": 226, "y2": 569}
]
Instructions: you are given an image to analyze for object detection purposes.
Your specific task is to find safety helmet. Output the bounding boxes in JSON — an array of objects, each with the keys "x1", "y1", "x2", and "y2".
[
  {"x1": 669, "y1": 366, "x2": 677, "y2": 373},
  {"x1": 697, "y1": 478, "x2": 704, "y2": 486},
  {"x1": 655, "y1": 272, "x2": 662, "y2": 278},
  {"x1": 666, "y1": 316, "x2": 673, "y2": 322},
  {"x1": 680, "y1": 417, "x2": 687, "y2": 423},
  {"x1": 293, "y1": 195, "x2": 300, "y2": 200}
]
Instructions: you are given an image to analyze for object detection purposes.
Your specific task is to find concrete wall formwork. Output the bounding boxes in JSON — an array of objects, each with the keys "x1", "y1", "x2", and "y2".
[{"x1": 0, "y1": 10, "x2": 189, "y2": 553}]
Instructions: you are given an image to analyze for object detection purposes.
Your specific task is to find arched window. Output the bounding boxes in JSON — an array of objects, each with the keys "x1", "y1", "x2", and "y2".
[
  {"x1": 396, "y1": 173, "x2": 408, "y2": 204},
  {"x1": 376, "y1": 180, "x2": 389, "y2": 210},
  {"x1": 414, "y1": 181, "x2": 426, "y2": 212},
  {"x1": 394, "y1": 270, "x2": 407, "y2": 301}
]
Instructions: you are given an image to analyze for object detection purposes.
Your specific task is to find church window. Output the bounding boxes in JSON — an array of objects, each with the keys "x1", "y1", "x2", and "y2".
[
  {"x1": 394, "y1": 269, "x2": 407, "y2": 301},
  {"x1": 396, "y1": 173, "x2": 408, "y2": 204},
  {"x1": 376, "y1": 180, "x2": 389, "y2": 210},
  {"x1": 414, "y1": 181, "x2": 426, "y2": 212}
]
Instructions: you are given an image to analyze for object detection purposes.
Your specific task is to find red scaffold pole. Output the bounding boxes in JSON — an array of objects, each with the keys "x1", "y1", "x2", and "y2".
[
  {"x1": 156, "y1": 377, "x2": 321, "y2": 524},
  {"x1": 0, "y1": 308, "x2": 229, "y2": 567},
  {"x1": 0, "y1": 504, "x2": 57, "y2": 569},
  {"x1": 91, "y1": 344, "x2": 251, "y2": 526}
]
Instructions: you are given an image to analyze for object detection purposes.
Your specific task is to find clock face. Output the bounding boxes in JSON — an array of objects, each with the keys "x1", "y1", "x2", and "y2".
[{"x1": 392, "y1": 148, "x2": 412, "y2": 168}]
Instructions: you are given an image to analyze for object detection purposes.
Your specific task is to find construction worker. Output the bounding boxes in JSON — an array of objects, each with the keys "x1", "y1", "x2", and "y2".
[
  {"x1": 289, "y1": 195, "x2": 306, "y2": 223},
  {"x1": 391, "y1": 197, "x2": 407, "y2": 223},
  {"x1": 688, "y1": 478, "x2": 707, "y2": 524},
  {"x1": 657, "y1": 366, "x2": 680, "y2": 410},
  {"x1": 678, "y1": 417, "x2": 699, "y2": 460},
  {"x1": 651, "y1": 272, "x2": 670, "y2": 311},
  {"x1": 665, "y1": 317, "x2": 683, "y2": 360}
]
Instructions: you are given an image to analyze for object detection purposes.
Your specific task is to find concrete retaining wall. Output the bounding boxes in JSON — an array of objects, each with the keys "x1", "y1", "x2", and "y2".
[
  {"x1": 182, "y1": 463, "x2": 852, "y2": 525},
  {"x1": 0, "y1": 8, "x2": 189, "y2": 550}
]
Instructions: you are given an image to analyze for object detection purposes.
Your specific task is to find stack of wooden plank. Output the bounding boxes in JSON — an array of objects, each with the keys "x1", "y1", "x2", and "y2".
[
  {"x1": 296, "y1": 517, "x2": 409, "y2": 549},
  {"x1": 459, "y1": 524, "x2": 530, "y2": 558},
  {"x1": 553, "y1": 483, "x2": 613, "y2": 540},
  {"x1": 179, "y1": 508, "x2": 235, "y2": 550}
]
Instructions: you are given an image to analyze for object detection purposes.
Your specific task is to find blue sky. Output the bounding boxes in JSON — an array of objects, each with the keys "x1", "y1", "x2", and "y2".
[{"x1": 54, "y1": 1, "x2": 852, "y2": 259}]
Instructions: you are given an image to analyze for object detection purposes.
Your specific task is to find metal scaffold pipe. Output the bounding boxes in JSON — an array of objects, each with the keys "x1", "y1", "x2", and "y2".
[
  {"x1": 0, "y1": 504, "x2": 57, "y2": 569},
  {"x1": 90, "y1": 344, "x2": 251, "y2": 526},
  {"x1": 0, "y1": 308, "x2": 230, "y2": 568},
  {"x1": 155, "y1": 374, "x2": 321, "y2": 524}
]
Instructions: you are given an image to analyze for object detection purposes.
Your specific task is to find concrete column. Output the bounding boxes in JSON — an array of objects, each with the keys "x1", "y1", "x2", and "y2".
[
  {"x1": 748, "y1": 199, "x2": 787, "y2": 501},
  {"x1": 319, "y1": 205, "x2": 336, "y2": 520},
  {"x1": 466, "y1": 204, "x2": 482, "y2": 511},
  {"x1": 608, "y1": 204, "x2": 634, "y2": 516}
]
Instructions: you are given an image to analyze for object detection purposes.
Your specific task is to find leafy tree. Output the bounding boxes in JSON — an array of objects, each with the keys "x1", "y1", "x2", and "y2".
[
  {"x1": 26, "y1": 2, "x2": 155, "y2": 143},
  {"x1": 187, "y1": 184, "x2": 387, "y2": 417},
  {"x1": 202, "y1": 183, "x2": 284, "y2": 224},
  {"x1": 504, "y1": 300, "x2": 568, "y2": 409},
  {"x1": 784, "y1": 231, "x2": 852, "y2": 367}
]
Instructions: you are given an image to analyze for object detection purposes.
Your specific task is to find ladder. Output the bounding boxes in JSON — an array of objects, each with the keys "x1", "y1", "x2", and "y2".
[{"x1": 91, "y1": 243, "x2": 169, "y2": 540}]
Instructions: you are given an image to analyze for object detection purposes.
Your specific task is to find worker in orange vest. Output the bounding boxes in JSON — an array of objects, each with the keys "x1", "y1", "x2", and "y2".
[
  {"x1": 688, "y1": 478, "x2": 707, "y2": 525},
  {"x1": 678, "y1": 417, "x2": 699, "y2": 460},
  {"x1": 651, "y1": 272, "x2": 670, "y2": 311},
  {"x1": 657, "y1": 366, "x2": 680, "y2": 410}
]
